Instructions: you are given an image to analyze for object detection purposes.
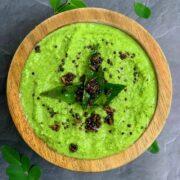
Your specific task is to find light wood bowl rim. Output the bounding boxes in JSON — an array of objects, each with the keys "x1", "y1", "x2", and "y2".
[{"x1": 7, "y1": 8, "x2": 172, "y2": 172}]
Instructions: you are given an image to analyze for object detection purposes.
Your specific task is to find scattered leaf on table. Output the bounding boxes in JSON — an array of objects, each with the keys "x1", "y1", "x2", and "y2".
[
  {"x1": 21, "y1": 155, "x2": 30, "y2": 172},
  {"x1": 6, "y1": 164, "x2": 28, "y2": 180},
  {"x1": 57, "y1": 0, "x2": 87, "y2": 12},
  {"x1": 134, "y1": 2, "x2": 151, "y2": 19},
  {"x1": 148, "y1": 140, "x2": 160, "y2": 154},
  {"x1": 1, "y1": 145, "x2": 21, "y2": 165},
  {"x1": 1, "y1": 145, "x2": 42, "y2": 180},
  {"x1": 50, "y1": 0, "x2": 62, "y2": 12},
  {"x1": 28, "y1": 166, "x2": 42, "y2": 180}
]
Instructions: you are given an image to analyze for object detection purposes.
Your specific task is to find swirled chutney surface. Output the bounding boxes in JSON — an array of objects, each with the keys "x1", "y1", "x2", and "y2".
[{"x1": 20, "y1": 23, "x2": 157, "y2": 159}]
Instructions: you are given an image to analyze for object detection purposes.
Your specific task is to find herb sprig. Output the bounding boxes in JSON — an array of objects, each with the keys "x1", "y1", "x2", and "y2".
[
  {"x1": 134, "y1": 1, "x2": 151, "y2": 19},
  {"x1": 40, "y1": 83, "x2": 81, "y2": 103},
  {"x1": 1, "y1": 145, "x2": 42, "y2": 180},
  {"x1": 41, "y1": 46, "x2": 125, "y2": 109},
  {"x1": 49, "y1": 0, "x2": 151, "y2": 19},
  {"x1": 148, "y1": 140, "x2": 160, "y2": 154},
  {"x1": 50, "y1": 0, "x2": 87, "y2": 14}
]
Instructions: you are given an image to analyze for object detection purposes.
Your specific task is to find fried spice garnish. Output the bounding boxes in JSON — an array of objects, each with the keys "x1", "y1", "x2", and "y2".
[
  {"x1": 85, "y1": 113, "x2": 101, "y2": 132},
  {"x1": 104, "y1": 106, "x2": 115, "y2": 125},
  {"x1": 75, "y1": 86, "x2": 84, "y2": 102},
  {"x1": 61, "y1": 72, "x2": 76, "y2": 85},
  {"x1": 85, "y1": 79, "x2": 100, "y2": 96},
  {"x1": 104, "y1": 105, "x2": 115, "y2": 114},
  {"x1": 89, "y1": 53, "x2": 102, "y2": 71},
  {"x1": 119, "y1": 51, "x2": 127, "y2": 60},
  {"x1": 104, "y1": 114, "x2": 114, "y2": 125},
  {"x1": 49, "y1": 121, "x2": 60, "y2": 132},
  {"x1": 69, "y1": 143, "x2": 78, "y2": 152}
]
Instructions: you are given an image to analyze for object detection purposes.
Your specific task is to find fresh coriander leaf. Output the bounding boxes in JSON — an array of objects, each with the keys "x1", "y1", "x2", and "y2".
[
  {"x1": 1, "y1": 145, "x2": 42, "y2": 180},
  {"x1": 21, "y1": 155, "x2": 30, "y2": 172},
  {"x1": 50, "y1": 0, "x2": 62, "y2": 12},
  {"x1": 148, "y1": 140, "x2": 160, "y2": 154},
  {"x1": 28, "y1": 166, "x2": 42, "y2": 180},
  {"x1": 104, "y1": 83, "x2": 126, "y2": 104},
  {"x1": 1, "y1": 145, "x2": 21, "y2": 165},
  {"x1": 57, "y1": 0, "x2": 87, "y2": 13},
  {"x1": 134, "y1": 2, "x2": 151, "y2": 19},
  {"x1": 6, "y1": 164, "x2": 28, "y2": 180}
]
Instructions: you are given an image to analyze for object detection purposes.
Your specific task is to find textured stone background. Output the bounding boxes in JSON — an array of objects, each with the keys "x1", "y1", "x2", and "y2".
[{"x1": 0, "y1": 0, "x2": 180, "y2": 179}]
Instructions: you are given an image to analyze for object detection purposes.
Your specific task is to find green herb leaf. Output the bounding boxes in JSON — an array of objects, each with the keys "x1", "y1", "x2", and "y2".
[
  {"x1": 49, "y1": 0, "x2": 62, "y2": 12},
  {"x1": 57, "y1": 0, "x2": 87, "y2": 13},
  {"x1": 70, "y1": 0, "x2": 87, "y2": 7},
  {"x1": 1, "y1": 145, "x2": 21, "y2": 165},
  {"x1": 21, "y1": 155, "x2": 30, "y2": 172},
  {"x1": 104, "y1": 83, "x2": 126, "y2": 104},
  {"x1": 28, "y1": 166, "x2": 42, "y2": 180},
  {"x1": 81, "y1": 63, "x2": 104, "y2": 108},
  {"x1": 41, "y1": 47, "x2": 125, "y2": 109},
  {"x1": 6, "y1": 164, "x2": 28, "y2": 180},
  {"x1": 134, "y1": 2, "x2": 151, "y2": 19},
  {"x1": 40, "y1": 84, "x2": 81, "y2": 104},
  {"x1": 148, "y1": 140, "x2": 160, "y2": 154},
  {"x1": 94, "y1": 93, "x2": 107, "y2": 105},
  {"x1": 40, "y1": 86, "x2": 61, "y2": 99},
  {"x1": 1, "y1": 145, "x2": 42, "y2": 180},
  {"x1": 81, "y1": 92, "x2": 90, "y2": 109},
  {"x1": 94, "y1": 68, "x2": 105, "y2": 91}
]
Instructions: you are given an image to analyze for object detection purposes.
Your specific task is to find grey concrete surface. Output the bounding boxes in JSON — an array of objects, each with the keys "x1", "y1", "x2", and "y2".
[{"x1": 0, "y1": 0, "x2": 180, "y2": 179}]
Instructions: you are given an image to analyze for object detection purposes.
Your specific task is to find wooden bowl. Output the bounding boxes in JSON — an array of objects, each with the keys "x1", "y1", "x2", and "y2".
[{"x1": 7, "y1": 8, "x2": 172, "y2": 172}]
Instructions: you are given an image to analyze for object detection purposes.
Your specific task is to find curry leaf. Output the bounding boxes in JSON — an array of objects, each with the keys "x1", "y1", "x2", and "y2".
[
  {"x1": 81, "y1": 75, "x2": 90, "y2": 109},
  {"x1": 93, "y1": 68, "x2": 105, "y2": 91},
  {"x1": 50, "y1": 0, "x2": 62, "y2": 12},
  {"x1": 148, "y1": 140, "x2": 160, "y2": 154},
  {"x1": 94, "y1": 93, "x2": 107, "y2": 105},
  {"x1": 81, "y1": 65, "x2": 125, "y2": 107},
  {"x1": 82, "y1": 89, "x2": 91, "y2": 109},
  {"x1": 134, "y1": 2, "x2": 151, "y2": 19},
  {"x1": 93, "y1": 83, "x2": 125, "y2": 106},
  {"x1": 81, "y1": 61, "x2": 104, "y2": 108},
  {"x1": 40, "y1": 84, "x2": 81, "y2": 103},
  {"x1": 104, "y1": 83, "x2": 126, "y2": 104}
]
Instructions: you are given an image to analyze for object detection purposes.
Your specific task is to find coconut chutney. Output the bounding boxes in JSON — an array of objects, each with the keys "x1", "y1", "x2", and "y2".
[{"x1": 20, "y1": 23, "x2": 157, "y2": 159}]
